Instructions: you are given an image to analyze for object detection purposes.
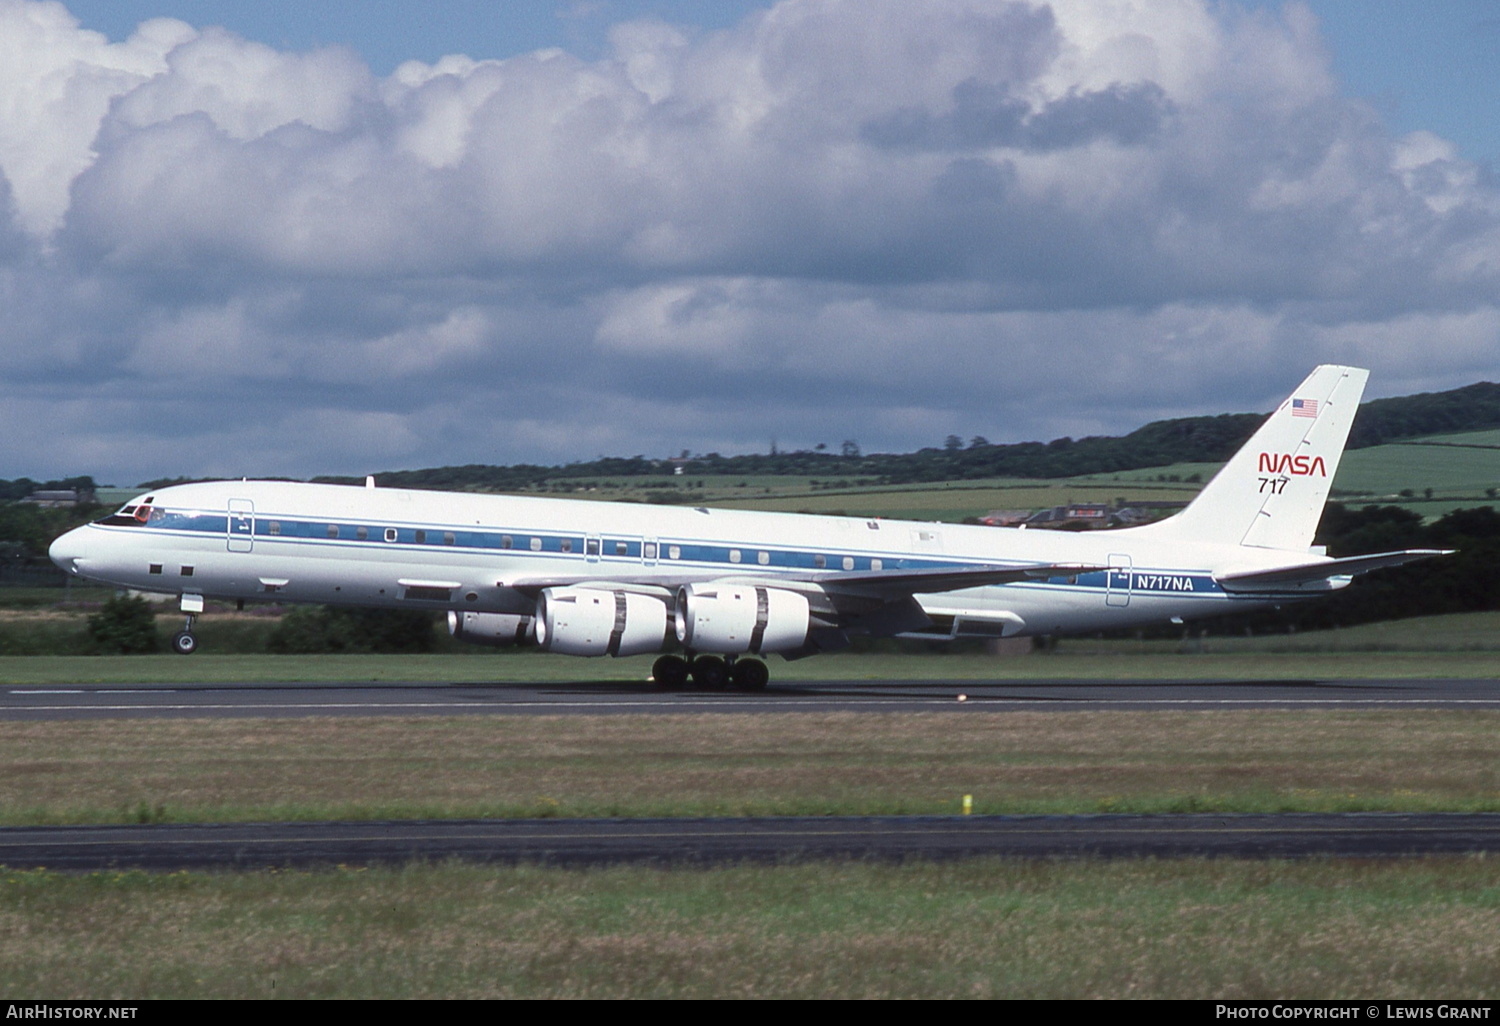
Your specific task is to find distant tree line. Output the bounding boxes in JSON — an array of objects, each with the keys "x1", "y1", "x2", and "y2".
[
  {"x1": 0, "y1": 475, "x2": 98, "y2": 502},
  {"x1": 310, "y1": 380, "x2": 1500, "y2": 493}
]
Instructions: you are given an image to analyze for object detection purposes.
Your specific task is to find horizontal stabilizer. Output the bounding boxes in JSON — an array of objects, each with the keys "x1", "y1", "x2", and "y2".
[{"x1": 1215, "y1": 549, "x2": 1452, "y2": 592}]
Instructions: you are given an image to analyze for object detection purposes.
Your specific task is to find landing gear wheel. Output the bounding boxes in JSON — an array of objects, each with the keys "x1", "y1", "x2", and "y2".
[
  {"x1": 652, "y1": 654, "x2": 690, "y2": 690},
  {"x1": 730, "y1": 658, "x2": 769, "y2": 691},
  {"x1": 690, "y1": 655, "x2": 729, "y2": 690},
  {"x1": 171, "y1": 631, "x2": 198, "y2": 656}
]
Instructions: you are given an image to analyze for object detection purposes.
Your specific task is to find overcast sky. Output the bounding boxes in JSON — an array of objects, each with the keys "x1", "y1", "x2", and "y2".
[{"x1": 3, "y1": 0, "x2": 1498, "y2": 487}]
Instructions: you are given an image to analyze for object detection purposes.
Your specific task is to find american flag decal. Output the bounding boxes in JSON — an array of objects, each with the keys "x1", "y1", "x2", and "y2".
[{"x1": 1291, "y1": 398, "x2": 1318, "y2": 418}]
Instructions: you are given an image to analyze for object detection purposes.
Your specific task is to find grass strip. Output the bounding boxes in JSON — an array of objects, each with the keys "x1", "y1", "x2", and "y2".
[
  {"x1": 1, "y1": 647, "x2": 1499, "y2": 684},
  {"x1": 3, "y1": 858, "x2": 1498, "y2": 998},
  {"x1": 4, "y1": 711, "x2": 1499, "y2": 825}
]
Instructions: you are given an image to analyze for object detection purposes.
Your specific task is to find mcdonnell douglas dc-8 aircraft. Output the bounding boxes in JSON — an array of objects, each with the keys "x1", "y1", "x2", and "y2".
[{"x1": 50, "y1": 366, "x2": 1447, "y2": 689}]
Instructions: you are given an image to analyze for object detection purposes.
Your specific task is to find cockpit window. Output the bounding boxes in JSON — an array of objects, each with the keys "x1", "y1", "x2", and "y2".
[{"x1": 95, "y1": 503, "x2": 164, "y2": 527}]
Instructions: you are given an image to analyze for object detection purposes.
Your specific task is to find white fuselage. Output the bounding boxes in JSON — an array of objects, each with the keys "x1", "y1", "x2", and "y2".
[{"x1": 50, "y1": 479, "x2": 1316, "y2": 642}]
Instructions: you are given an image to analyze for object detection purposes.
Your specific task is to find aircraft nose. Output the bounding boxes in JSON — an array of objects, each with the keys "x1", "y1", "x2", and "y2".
[{"x1": 49, "y1": 527, "x2": 89, "y2": 573}]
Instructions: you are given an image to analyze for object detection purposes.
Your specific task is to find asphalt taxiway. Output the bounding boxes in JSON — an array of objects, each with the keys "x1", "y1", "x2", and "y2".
[
  {"x1": 4, "y1": 813, "x2": 1500, "y2": 871},
  {"x1": 2, "y1": 676, "x2": 1498, "y2": 719}
]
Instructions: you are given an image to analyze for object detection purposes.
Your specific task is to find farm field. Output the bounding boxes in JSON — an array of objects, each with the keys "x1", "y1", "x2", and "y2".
[
  {"x1": 502, "y1": 429, "x2": 1499, "y2": 524},
  {"x1": 1413, "y1": 428, "x2": 1500, "y2": 447}
]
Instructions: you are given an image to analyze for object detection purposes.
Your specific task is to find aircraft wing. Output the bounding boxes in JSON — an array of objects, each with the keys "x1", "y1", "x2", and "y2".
[
  {"x1": 1214, "y1": 549, "x2": 1453, "y2": 592},
  {"x1": 499, "y1": 562, "x2": 1106, "y2": 598},
  {"x1": 793, "y1": 563, "x2": 1107, "y2": 597}
]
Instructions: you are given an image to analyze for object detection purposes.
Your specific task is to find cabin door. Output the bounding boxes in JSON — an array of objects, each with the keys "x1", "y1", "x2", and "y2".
[
  {"x1": 228, "y1": 499, "x2": 254, "y2": 552},
  {"x1": 1105, "y1": 553, "x2": 1132, "y2": 607}
]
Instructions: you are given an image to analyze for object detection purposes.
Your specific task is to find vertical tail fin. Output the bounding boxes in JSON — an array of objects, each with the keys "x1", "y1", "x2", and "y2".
[{"x1": 1146, "y1": 365, "x2": 1368, "y2": 552}]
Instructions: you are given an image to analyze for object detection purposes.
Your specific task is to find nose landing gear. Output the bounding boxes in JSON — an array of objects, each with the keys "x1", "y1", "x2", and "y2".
[
  {"x1": 171, "y1": 614, "x2": 198, "y2": 655},
  {"x1": 172, "y1": 593, "x2": 204, "y2": 655}
]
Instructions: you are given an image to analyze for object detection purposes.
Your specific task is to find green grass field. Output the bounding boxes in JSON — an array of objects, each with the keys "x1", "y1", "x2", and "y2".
[
  {"x1": 1412, "y1": 429, "x2": 1500, "y2": 447},
  {"x1": 5, "y1": 858, "x2": 1498, "y2": 999},
  {"x1": 4, "y1": 709, "x2": 1499, "y2": 825},
  {"x1": 1, "y1": 608, "x2": 1497, "y2": 682}
]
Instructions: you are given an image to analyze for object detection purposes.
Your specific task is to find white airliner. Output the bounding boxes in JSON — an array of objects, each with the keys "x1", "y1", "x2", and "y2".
[{"x1": 50, "y1": 365, "x2": 1446, "y2": 689}]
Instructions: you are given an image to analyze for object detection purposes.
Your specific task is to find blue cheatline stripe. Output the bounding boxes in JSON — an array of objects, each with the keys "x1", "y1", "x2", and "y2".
[{"x1": 98, "y1": 508, "x2": 1222, "y2": 592}]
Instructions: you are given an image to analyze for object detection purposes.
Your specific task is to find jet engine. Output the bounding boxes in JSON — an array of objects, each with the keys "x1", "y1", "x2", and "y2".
[
  {"x1": 447, "y1": 611, "x2": 535, "y2": 647},
  {"x1": 535, "y1": 587, "x2": 671, "y2": 657},
  {"x1": 674, "y1": 582, "x2": 810, "y2": 654}
]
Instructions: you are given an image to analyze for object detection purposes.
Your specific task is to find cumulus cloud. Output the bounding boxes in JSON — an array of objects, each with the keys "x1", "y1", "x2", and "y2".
[{"x1": 0, "y1": 0, "x2": 1497, "y2": 485}]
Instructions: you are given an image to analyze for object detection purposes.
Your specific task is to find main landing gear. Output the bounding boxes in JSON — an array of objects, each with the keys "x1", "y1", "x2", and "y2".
[{"x1": 651, "y1": 654, "x2": 769, "y2": 692}]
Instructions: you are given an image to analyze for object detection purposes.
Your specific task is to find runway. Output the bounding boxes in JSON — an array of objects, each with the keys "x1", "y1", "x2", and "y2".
[
  {"x1": 3, "y1": 676, "x2": 1498, "y2": 719},
  {"x1": 4, "y1": 813, "x2": 1499, "y2": 871}
]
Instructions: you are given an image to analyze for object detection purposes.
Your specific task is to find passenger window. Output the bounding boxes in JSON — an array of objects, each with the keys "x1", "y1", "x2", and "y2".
[
  {"x1": 758, "y1": 551, "x2": 769, "y2": 565},
  {"x1": 814, "y1": 554, "x2": 826, "y2": 569},
  {"x1": 871, "y1": 558, "x2": 883, "y2": 571},
  {"x1": 586, "y1": 539, "x2": 600, "y2": 556},
  {"x1": 444, "y1": 532, "x2": 456, "y2": 546},
  {"x1": 561, "y1": 539, "x2": 573, "y2": 553},
  {"x1": 669, "y1": 545, "x2": 681, "y2": 560},
  {"x1": 644, "y1": 543, "x2": 657, "y2": 559},
  {"x1": 415, "y1": 530, "x2": 427, "y2": 544},
  {"x1": 180, "y1": 566, "x2": 194, "y2": 577},
  {"x1": 615, "y1": 542, "x2": 628, "y2": 556},
  {"x1": 502, "y1": 535, "x2": 513, "y2": 549},
  {"x1": 268, "y1": 521, "x2": 281, "y2": 536},
  {"x1": 729, "y1": 549, "x2": 741, "y2": 563},
  {"x1": 356, "y1": 526, "x2": 368, "y2": 541},
  {"x1": 149, "y1": 564, "x2": 162, "y2": 575},
  {"x1": 530, "y1": 537, "x2": 542, "y2": 552},
  {"x1": 327, "y1": 525, "x2": 339, "y2": 538},
  {"x1": 842, "y1": 556, "x2": 854, "y2": 570},
  {"x1": 384, "y1": 528, "x2": 397, "y2": 542}
]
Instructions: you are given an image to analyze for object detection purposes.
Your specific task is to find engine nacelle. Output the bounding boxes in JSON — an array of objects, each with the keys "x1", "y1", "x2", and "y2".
[
  {"x1": 536, "y1": 587, "x2": 671, "y2": 657},
  {"x1": 448, "y1": 611, "x2": 535, "y2": 647},
  {"x1": 674, "y1": 583, "x2": 810, "y2": 654}
]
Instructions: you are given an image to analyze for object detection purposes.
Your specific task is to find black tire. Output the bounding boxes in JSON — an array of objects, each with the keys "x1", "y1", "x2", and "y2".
[
  {"x1": 652, "y1": 654, "x2": 690, "y2": 689},
  {"x1": 690, "y1": 655, "x2": 729, "y2": 690},
  {"x1": 171, "y1": 631, "x2": 198, "y2": 656},
  {"x1": 730, "y1": 658, "x2": 769, "y2": 691}
]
